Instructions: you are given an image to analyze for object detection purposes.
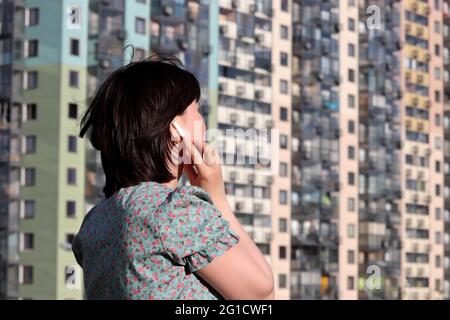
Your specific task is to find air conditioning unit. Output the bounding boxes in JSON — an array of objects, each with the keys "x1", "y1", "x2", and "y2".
[
  {"x1": 177, "y1": 39, "x2": 188, "y2": 51},
  {"x1": 266, "y1": 119, "x2": 274, "y2": 129},
  {"x1": 412, "y1": 97, "x2": 419, "y2": 106},
  {"x1": 116, "y1": 29, "x2": 127, "y2": 40},
  {"x1": 417, "y1": 171, "x2": 424, "y2": 179},
  {"x1": 219, "y1": 82, "x2": 227, "y2": 93},
  {"x1": 236, "y1": 85, "x2": 246, "y2": 96},
  {"x1": 100, "y1": 59, "x2": 111, "y2": 69},
  {"x1": 406, "y1": 218, "x2": 412, "y2": 227},
  {"x1": 413, "y1": 243, "x2": 419, "y2": 252},
  {"x1": 231, "y1": 55, "x2": 239, "y2": 65},
  {"x1": 417, "y1": 74, "x2": 424, "y2": 83},
  {"x1": 249, "y1": 4, "x2": 257, "y2": 13},
  {"x1": 265, "y1": 175, "x2": 273, "y2": 185},
  {"x1": 425, "y1": 100, "x2": 431, "y2": 108},
  {"x1": 229, "y1": 171, "x2": 238, "y2": 181},
  {"x1": 418, "y1": 219, "x2": 424, "y2": 228},
  {"x1": 413, "y1": 194, "x2": 419, "y2": 202},
  {"x1": 254, "y1": 203, "x2": 263, "y2": 213},
  {"x1": 219, "y1": 25, "x2": 229, "y2": 35},
  {"x1": 413, "y1": 145, "x2": 419, "y2": 154},
  {"x1": 248, "y1": 59, "x2": 255, "y2": 69},
  {"x1": 406, "y1": 267, "x2": 412, "y2": 276},
  {"x1": 235, "y1": 201, "x2": 244, "y2": 211},
  {"x1": 187, "y1": 9, "x2": 196, "y2": 22},
  {"x1": 412, "y1": 2, "x2": 418, "y2": 11},
  {"x1": 417, "y1": 122, "x2": 424, "y2": 131},
  {"x1": 417, "y1": 268, "x2": 424, "y2": 276},
  {"x1": 425, "y1": 195, "x2": 431, "y2": 203},
  {"x1": 247, "y1": 173, "x2": 255, "y2": 184},
  {"x1": 406, "y1": 169, "x2": 412, "y2": 177},
  {"x1": 230, "y1": 112, "x2": 239, "y2": 124},
  {"x1": 163, "y1": 5, "x2": 173, "y2": 16},
  {"x1": 255, "y1": 90, "x2": 264, "y2": 100},
  {"x1": 231, "y1": 0, "x2": 240, "y2": 9},
  {"x1": 255, "y1": 34, "x2": 264, "y2": 44},
  {"x1": 247, "y1": 116, "x2": 256, "y2": 127}
]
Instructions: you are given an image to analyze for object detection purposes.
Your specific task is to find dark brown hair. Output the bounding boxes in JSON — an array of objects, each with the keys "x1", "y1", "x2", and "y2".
[{"x1": 80, "y1": 53, "x2": 201, "y2": 197}]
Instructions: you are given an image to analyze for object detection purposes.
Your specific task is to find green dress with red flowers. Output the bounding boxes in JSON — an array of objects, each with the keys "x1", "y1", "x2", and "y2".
[{"x1": 72, "y1": 181, "x2": 240, "y2": 300}]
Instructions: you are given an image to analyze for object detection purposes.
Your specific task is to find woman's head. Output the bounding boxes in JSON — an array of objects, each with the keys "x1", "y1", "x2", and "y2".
[{"x1": 80, "y1": 54, "x2": 204, "y2": 197}]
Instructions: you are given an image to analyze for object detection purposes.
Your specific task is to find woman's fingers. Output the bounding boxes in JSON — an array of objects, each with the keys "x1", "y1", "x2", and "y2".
[{"x1": 203, "y1": 143, "x2": 220, "y2": 166}]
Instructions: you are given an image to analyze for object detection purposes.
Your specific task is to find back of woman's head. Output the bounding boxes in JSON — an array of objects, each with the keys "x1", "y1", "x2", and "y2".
[{"x1": 80, "y1": 53, "x2": 201, "y2": 197}]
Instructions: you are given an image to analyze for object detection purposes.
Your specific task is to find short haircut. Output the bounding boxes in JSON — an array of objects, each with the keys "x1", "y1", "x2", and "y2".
[{"x1": 80, "y1": 53, "x2": 201, "y2": 197}]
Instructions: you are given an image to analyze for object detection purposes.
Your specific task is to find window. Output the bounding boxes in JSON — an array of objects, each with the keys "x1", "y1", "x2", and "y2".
[
  {"x1": 24, "y1": 168, "x2": 36, "y2": 186},
  {"x1": 279, "y1": 190, "x2": 288, "y2": 205},
  {"x1": 280, "y1": 25, "x2": 289, "y2": 39},
  {"x1": 22, "y1": 233, "x2": 34, "y2": 250},
  {"x1": 26, "y1": 103, "x2": 37, "y2": 121},
  {"x1": 435, "y1": 90, "x2": 441, "y2": 102},
  {"x1": 68, "y1": 103, "x2": 78, "y2": 119},
  {"x1": 348, "y1": 172, "x2": 355, "y2": 185},
  {"x1": 348, "y1": 120, "x2": 355, "y2": 133},
  {"x1": 348, "y1": 198, "x2": 355, "y2": 212},
  {"x1": 436, "y1": 255, "x2": 441, "y2": 268},
  {"x1": 280, "y1": 52, "x2": 288, "y2": 66},
  {"x1": 27, "y1": 39, "x2": 39, "y2": 57},
  {"x1": 26, "y1": 71, "x2": 38, "y2": 89},
  {"x1": 348, "y1": 94, "x2": 355, "y2": 108},
  {"x1": 69, "y1": 71, "x2": 79, "y2": 88},
  {"x1": 348, "y1": 18, "x2": 355, "y2": 31},
  {"x1": 436, "y1": 114, "x2": 441, "y2": 126},
  {"x1": 279, "y1": 162, "x2": 288, "y2": 177},
  {"x1": 279, "y1": 246, "x2": 287, "y2": 259},
  {"x1": 68, "y1": 135, "x2": 77, "y2": 153},
  {"x1": 347, "y1": 224, "x2": 355, "y2": 238},
  {"x1": 435, "y1": 231, "x2": 442, "y2": 244},
  {"x1": 436, "y1": 184, "x2": 441, "y2": 196},
  {"x1": 280, "y1": 107, "x2": 288, "y2": 121},
  {"x1": 70, "y1": 39, "x2": 80, "y2": 56},
  {"x1": 279, "y1": 218, "x2": 287, "y2": 232},
  {"x1": 135, "y1": 17, "x2": 146, "y2": 34},
  {"x1": 28, "y1": 8, "x2": 39, "y2": 26},
  {"x1": 24, "y1": 135, "x2": 36, "y2": 154},
  {"x1": 66, "y1": 201, "x2": 76, "y2": 218},
  {"x1": 347, "y1": 250, "x2": 355, "y2": 264},
  {"x1": 348, "y1": 146, "x2": 355, "y2": 159},
  {"x1": 24, "y1": 200, "x2": 35, "y2": 219},
  {"x1": 280, "y1": 79, "x2": 288, "y2": 94},
  {"x1": 67, "y1": 168, "x2": 77, "y2": 185},
  {"x1": 279, "y1": 274, "x2": 287, "y2": 288},
  {"x1": 435, "y1": 44, "x2": 440, "y2": 56},
  {"x1": 347, "y1": 276, "x2": 355, "y2": 290},
  {"x1": 280, "y1": 134, "x2": 288, "y2": 149},
  {"x1": 22, "y1": 266, "x2": 34, "y2": 284},
  {"x1": 436, "y1": 161, "x2": 441, "y2": 173},
  {"x1": 66, "y1": 234, "x2": 75, "y2": 246},
  {"x1": 348, "y1": 43, "x2": 355, "y2": 57},
  {"x1": 281, "y1": 0, "x2": 288, "y2": 11},
  {"x1": 435, "y1": 208, "x2": 441, "y2": 220},
  {"x1": 348, "y1": 69, "x2": 355, "y2": 82},
  {"x1": 135, "y1": 48, "x2": 146, "y2": 61}
]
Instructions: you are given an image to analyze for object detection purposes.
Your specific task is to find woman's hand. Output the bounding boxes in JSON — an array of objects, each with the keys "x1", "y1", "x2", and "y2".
[{"x1": 182, "y1": 140, "x2": 227, "y2": 205}]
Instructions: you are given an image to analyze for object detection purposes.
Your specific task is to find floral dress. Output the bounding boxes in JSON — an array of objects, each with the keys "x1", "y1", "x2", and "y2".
[{"x1": 72, "y1": 181, "x2": 240, "y2": 300}]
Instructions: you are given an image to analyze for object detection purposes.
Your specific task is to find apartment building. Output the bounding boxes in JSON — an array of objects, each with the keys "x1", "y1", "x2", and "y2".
[
  {"x1": 443, "y1": 0, "x2": 450, "y2": 300},
  {"x1": 0, "y1": 0, "x2": 88, "y2": 299},
  {"x1": 0, "y1": 0, "x2": 23, "y2": 299},
  {"x1": 1, "y1": 0, "x2": 449, "y2": 301},
  {"x1": 291, "y1": 0, "x2": 447, "y2": 300},
  {"x1": 216, "y1": 0, "x2": 292, "y2": 299}
]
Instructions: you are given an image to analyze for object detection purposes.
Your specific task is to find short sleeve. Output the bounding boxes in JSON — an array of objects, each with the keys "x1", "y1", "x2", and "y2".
[{"x1": 157, "y1": 186, "x2": 240, "y2": 273}]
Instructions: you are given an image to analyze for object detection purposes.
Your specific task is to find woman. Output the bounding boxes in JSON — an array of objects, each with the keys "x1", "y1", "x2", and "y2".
[{"x1": 73, "y1": 54, "x2": 274, "y2": 300}]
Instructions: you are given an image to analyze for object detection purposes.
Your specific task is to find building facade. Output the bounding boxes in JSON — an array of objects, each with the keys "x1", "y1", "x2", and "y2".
[{"x1": 0, "y1": 0, "x2": 449, "y2": 300}]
